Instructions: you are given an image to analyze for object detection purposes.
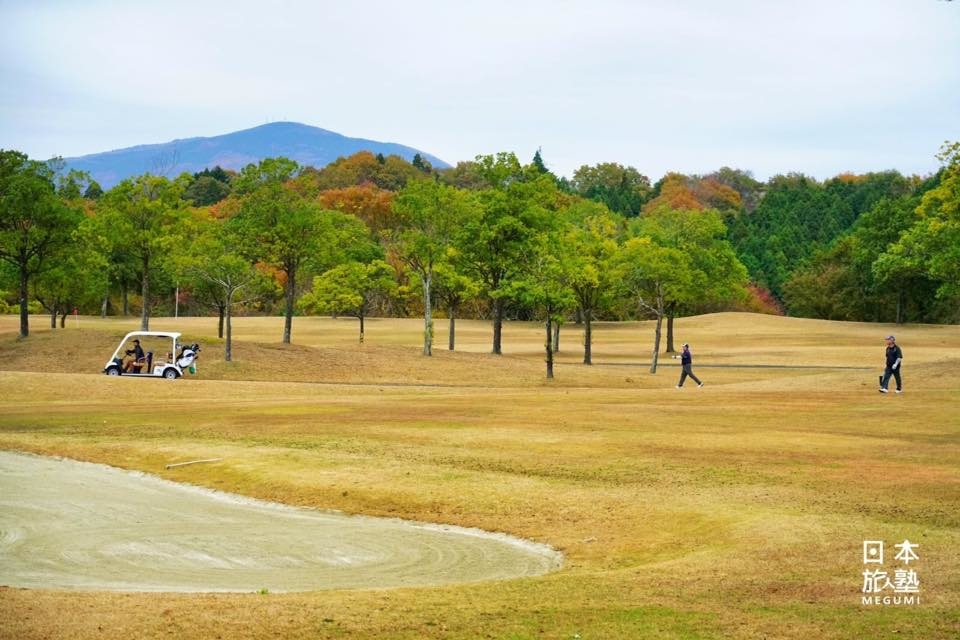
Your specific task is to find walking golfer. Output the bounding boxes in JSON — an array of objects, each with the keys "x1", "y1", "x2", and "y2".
[
  {"x1": 879, "y1": 335, "x2": 903, "y2": 394},
  {"x1": 673, "y1": 343, "x2": 703, "y2": 388}
]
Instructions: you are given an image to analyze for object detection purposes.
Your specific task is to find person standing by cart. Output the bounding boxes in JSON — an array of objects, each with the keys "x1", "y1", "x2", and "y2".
[{"x1": 879, "y1": 335, "x2": 903, "y2": 394}]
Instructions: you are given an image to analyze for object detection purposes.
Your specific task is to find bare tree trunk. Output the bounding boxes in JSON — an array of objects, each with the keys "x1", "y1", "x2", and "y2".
[
  {"x1": 19, "y1": 267, "x2": 29, "y2": 338},
  {"x1": 545, "y1": 317, "x2": 554, "y2": 379},
  {"x1": 60, "y1": 308, "x2": 67, "y2": 328},
  {"x1": 666, "y1": 310, "x2": 676, "y2": 353},
  {"x1": 583, "y1": 308, "x2": 593, "y2": 365},
  {"x1": 49, "y1": 307, "x2": 57, "y2": 329},
  {"x1": 359, "y1": 313, "x2": 365, "y2": 344},
  {"x1": 448, "y1": 304, "x2": 456, "y2": 351},
  {"x1": 553, "y1": 321, "x2": 560, "y2": 353},
  {"x1": 650, "y1": 314, "x2": 663, "y2": 374},
  {"x1": 225, "y1": 293, "x2": 233, "y2": 362},
  {"x1": 492, "y1": 297, "x2": 504, "y2": 355},
  {"x1": 101, "y1": 291, "x2": 109, "y2": 318},
  {"x1": 422, "y1": 272, "x2": 432, "y2": 356},
  {"x1": 218, "y1": 304, "x2": 225, "y2": 339},
  {"x1": 283, "y1": 268, "x2": 295, "y2": 344},
  {"x1": 140, "y1": 255, "x2": 150, "y2": 331},
  {"x1": 650, "y1": 291, "x2": 665, "y2": 374}
]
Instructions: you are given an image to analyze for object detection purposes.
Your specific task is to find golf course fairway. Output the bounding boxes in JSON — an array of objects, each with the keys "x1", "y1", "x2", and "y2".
[{"x1": 0, "y1": 313, "x2": 957, "y2": 639}]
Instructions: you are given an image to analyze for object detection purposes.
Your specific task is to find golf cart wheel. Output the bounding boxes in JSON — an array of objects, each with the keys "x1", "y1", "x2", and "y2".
[
  {"x1": 105, "y1": 366, "x2": 120, "y2": 376},
  {"x1": 163, "y1": 368, "x2": 179, "y2": 380}
]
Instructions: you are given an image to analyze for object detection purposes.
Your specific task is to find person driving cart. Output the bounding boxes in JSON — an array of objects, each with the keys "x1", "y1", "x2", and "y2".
[{"x1": 124, "y1": 339, "x2": 145, "y2": 372}]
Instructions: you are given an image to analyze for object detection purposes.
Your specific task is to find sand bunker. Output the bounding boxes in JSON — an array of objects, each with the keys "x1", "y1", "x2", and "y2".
[{"x1": 0, "y1": 451, "x2": 561, "y2": 592}]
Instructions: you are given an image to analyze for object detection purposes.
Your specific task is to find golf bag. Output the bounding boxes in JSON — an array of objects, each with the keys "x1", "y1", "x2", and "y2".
[{"x1": 176, "y1": 343, "x2": 200, "y2": 369}]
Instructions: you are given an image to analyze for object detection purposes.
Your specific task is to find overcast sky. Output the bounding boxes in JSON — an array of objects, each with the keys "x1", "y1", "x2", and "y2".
[{"x1": 1, "y1": 0, "x2": 958, "y2": 181}]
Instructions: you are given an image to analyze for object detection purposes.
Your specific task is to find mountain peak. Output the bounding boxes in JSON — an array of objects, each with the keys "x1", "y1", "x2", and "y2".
[{"x1": 64, "y1": 123, "x2": 449, "y2": 188}]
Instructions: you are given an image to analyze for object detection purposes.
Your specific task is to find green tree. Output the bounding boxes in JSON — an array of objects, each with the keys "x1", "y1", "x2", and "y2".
[
  {"x1": 504, "y1": 232, "x2": 576, "y2": 378},
  {"x1": 178, "y1": 216, "x2": 273, "y2": 361},
  {"x1": 910, "y1": 142, "x2": 960, "y2": 298},
  {"x1": 233, "y1": 185, "x2": 370, "y2": 343},
  {"x1": 411, "y1": 153, "x2": 432, "y2": 173},
  {"x1": 782, "y1": 238, "x2": 862, "y2": 320},
  {"x1": 431, "y1": 262, "x2": 481, "y2": 351},
  {"x1": 33, "y1": 238, "x2": 105, "y2": 328},
  {"x1": 82, "y1": 199, "x2": 140, "y2": 317},
  {"x1": 299, "y1": 260, "x2": 396, "y2": 343},
  {"x1": 613, "y1": 236, "x2": 692, "y2": 374},
  {"x1": 562, "y1": 201, "x2": 622, "y2": 364},
  {"x1": 99, "y1": 174, "x2": 190, "y2": 330},
  {"x1": 391, "y1": 179, "x2": 480, "y2": 355},
  {"x1": 731, "y1": 171, "x2": 914, "y2": 302},
  {"x1": 230, "y1": 158, "x2": 375, "y2": 344},
  {"x1": 633, "y1": 207, "x2": 747, "y2": 351},
  {"x1": 438, "y1": 160, "x2": 491, "y2": 191},
  {"x1": 876, "y1": 142, "x2": 960, "y2": 317},
  {"x1": 34, "y1": 168, "x2": 109, "y2": 325},
  {"x1": 570, "y1": 162, "x2": 652, "y2": 217},
  {"x1": 0, "y1": 150, "x2": 83, "y2": 337},
  {"x1": 785, "y1": 195, "x2": 938, "y2": 323},
  {"x1": 232, "y1": 157, "x2": 300, "y2": 195},
  {"x1": 53, "y1": 166, "x2": 98, "y2": 201},
  {"x1": 83, "y1": 181, "x2": 104, "y2": 200},
  {"x1": 456, "y1": 154, "x2": 559, "y2": 354},
  {"x1": 195, "y1": 166, "x2": 233, "y2": 184},
  {"x1": 184, "y1": 175, "x2": 231, "y2": 206},
  {"x1": 729, "y1": 174, "x2": 839, "y2": 298},
  {"x1": 850, "y1": 197, "x2": 919, "y2": 321}
]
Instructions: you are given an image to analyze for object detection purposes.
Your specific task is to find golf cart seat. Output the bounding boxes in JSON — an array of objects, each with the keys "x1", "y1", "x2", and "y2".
[{"x1": 131, "y1": 352, "x2": 153, "y2": 374}]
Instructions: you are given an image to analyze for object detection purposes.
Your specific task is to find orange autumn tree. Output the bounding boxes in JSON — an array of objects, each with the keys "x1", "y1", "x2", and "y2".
[
  {"x1": 693, "y1": 177, "x2": 742, "y2": 219},
  {"x1": 644, "y1": 173, "x2": 743, "y2": 218},
  {"x1": 643, "y1": 173, "x2": 704, "y2": 213},
  {"x1": 318, "y1": 184, "x2": 396, "y2": 234}
]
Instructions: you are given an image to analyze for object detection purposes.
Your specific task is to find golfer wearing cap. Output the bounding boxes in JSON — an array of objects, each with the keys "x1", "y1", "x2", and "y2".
[
  {"x1": 124, "y1": 338, "x2": 145, "y2": 373},
  {"x1": 673, "y1": 343, "x2": 703, "y2": 389},
  {"x1": 879, "y1": 335, "x2": 903, "y2": 394}
]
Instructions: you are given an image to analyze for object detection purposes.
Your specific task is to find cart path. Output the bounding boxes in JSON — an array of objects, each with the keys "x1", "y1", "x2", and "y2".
[{"x1": 0, "y1": 451, "x2": 561, "y2": 593}]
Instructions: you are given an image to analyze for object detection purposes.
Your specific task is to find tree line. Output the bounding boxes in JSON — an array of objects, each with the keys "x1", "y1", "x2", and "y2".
[{"x1": 1, "y1": 143, "x2": 957, "y2": 375}]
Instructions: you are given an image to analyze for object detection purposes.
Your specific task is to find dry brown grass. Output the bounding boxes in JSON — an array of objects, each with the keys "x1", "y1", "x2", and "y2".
[{"x1": 0, "y1": 312, "x2": 958, "y2": 639}]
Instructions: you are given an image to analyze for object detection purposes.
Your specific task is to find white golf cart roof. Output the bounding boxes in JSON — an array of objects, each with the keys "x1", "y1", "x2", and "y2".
[{"x1": 120, "y1": 331, "x2": 182, "y2": 340}]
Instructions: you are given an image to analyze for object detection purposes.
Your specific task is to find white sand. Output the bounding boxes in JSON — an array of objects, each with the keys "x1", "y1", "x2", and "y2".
[{"x1": 0, "y1": 451, "x2": 561, "y2": 592}]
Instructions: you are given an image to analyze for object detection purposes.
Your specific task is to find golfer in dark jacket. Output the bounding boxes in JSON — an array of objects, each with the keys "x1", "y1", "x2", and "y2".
[
  {"x1": 674, "y1": 343, "x2": 703, "y2": 389},
  {"x1": 124, "y1": 339, "x2": 145, "y2": 372},
  {"x1": 879, "y1": 335, "x2": 903, "y2": 394}
]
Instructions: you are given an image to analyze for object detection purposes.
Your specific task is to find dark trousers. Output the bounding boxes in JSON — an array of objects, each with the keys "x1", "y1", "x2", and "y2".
[
  {"x1": 678, "y1": 364, "x2": 701, "y2": 387},
  {"x1": 881, "y1": 366, "x2": 902, "y2": 391}
]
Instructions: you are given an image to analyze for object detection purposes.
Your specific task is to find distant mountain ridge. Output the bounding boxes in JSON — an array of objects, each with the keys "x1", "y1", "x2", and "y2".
[{"x1": 63, "y1": 122, "x2": 450, "y2": 189}]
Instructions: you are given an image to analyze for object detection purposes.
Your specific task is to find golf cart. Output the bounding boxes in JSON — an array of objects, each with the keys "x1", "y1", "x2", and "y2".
[{"x1": 103, "y1": 331, "x2": 200, "y2": 379}]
